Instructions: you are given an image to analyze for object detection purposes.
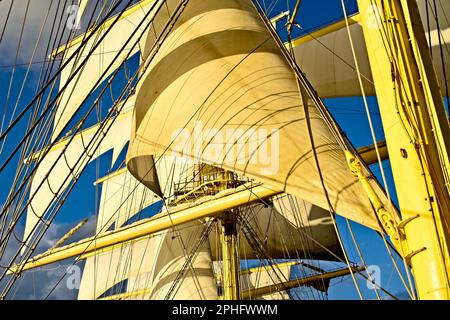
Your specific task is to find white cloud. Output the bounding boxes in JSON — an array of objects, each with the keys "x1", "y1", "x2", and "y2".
[
  {"x1": 0, "y1": 218, "x2": 95, "y2": 300},
  {"x1": 0, "y1": 0, "x2": 74, "y2": 67}
]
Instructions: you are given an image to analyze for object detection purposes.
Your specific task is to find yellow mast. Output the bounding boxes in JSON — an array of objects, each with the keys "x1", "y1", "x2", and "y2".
[
  {"x1": 220, "y1": 211, "x2": 240, "y2": 300},
  {"x1": 12, "y1": 0, "x2": 447, "y2": 300},
  {"x1": 357, "y1": 0, "x2": 450, "y2": 299}
]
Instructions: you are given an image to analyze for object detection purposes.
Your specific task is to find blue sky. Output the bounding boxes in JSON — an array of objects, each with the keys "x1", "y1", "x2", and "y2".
[{"x1": 0, "y1": 0, "x2": 414, "y2": 300}]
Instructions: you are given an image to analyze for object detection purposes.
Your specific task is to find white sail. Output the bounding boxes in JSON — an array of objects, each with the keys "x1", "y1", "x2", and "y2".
[
  {"x1": 22, "y1": 102, "x2": 133, "y2": 250},
  {"x1": 53, "y1": 0, "x2": 157, "y2": 139},
  {"x1": 155, "y1": 155, "x2": 192, "y2": 200},
  {"x1": 126, "y1": 0, "x2": 392, "y2": 232},
  {"x1": 291, "y1": 1, "x2": 450, "y2": 98},
  {"x1": 78, "y1": 164, "x2": 163, "y2": 299},
  {"x1": 78, "y1": 235, "x2": 163, "y2": 299},
  {"x1": 94, "y1": 168, "x2": 161, "y2": 232},
  {"x1": 148, "y1": 222, "x2": 218, "y2": 300},
  {"x1": 290, "y1": 17, "x2": 375, "y2": 98}
]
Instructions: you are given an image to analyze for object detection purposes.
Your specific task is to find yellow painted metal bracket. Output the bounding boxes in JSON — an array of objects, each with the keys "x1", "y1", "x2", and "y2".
[{"x1": 345, "y1": 151, "x2": 401, "y2": 244}]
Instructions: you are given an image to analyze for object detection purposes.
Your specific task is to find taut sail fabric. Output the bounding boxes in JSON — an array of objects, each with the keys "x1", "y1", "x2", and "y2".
[
  {"x1": 127, "y1": 154, "x2": 192, "y2": 199},
  {"x1": 417, "y1": 0, "x2": 450, "y2": 46},
  {"x1": 291, "y1": 1, "x2": 450, "y2": 99},
  {"x1": 94, "y1": 168, "x2": 161, "y2": 232},
  {"x1": 79, "y1": 165, "x2": 162, "y2": 299},
  {"x1": 291, "y1": 18, "x2": 375, "y2": 98},
  {"x1": 53, "y1": 1, "x2": 156, "y2": 139},
  {"x1": 78, "y1": 235, "x2": 161, "y2": 299},
  {"x1": 126, "y1": 0, "x2": 390, "y2": 231},
  {"x1": 22, "y1": 104, "x2": 133, "y2": 250},
  {"x1": 417, "y1": 0, "x2": 450, "y2": 95}
]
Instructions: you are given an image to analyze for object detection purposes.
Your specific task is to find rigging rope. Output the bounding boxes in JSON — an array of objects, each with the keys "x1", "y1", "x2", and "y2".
[
  {"x1": 0, "y1": 0, "x2": 155, "y2": 251},
  {"x1": 0, "y1": 0, "x2": 162, "y2": 294},
  {"x1": 39, "y1": 0, "x2": 204, "y2": 299},
  {"x1": 342, "y1": 0, "x2": 416, "y2": 299},
  {"x1": 0, "y1": 0, "x2": 134, "y2": 169},
  {"x1": 1, "y1": 0, "x2": 410, "y2": 300}
]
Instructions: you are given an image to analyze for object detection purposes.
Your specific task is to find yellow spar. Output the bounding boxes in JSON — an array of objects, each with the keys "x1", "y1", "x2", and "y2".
[{"x1": 7, "y1": 184, "x2": 280, "y2": 275}]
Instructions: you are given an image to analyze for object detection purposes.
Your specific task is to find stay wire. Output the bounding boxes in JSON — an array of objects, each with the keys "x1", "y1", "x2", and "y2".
[
  {"x1": 0, "y1": 0, "x2": 145, "y2": 235},
  {"x1": 0, "y1": 0, "x2": 133, "y2": 163},
  {"x1": 0, "y1": 0, "x2": 161, "y2": 289}
]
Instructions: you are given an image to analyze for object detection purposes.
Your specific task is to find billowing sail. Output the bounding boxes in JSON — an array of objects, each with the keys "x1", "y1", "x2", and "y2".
[
  {"x1": 79, "y1": 223, "x2": 218, "y2": 300},
  {"x1": 291, "y1": 1, "x2": 450, "y2": 98},
  {"x1": 126, "y1": 0, "x2": 391, "y2": 231},
  {"x1": 129, "y1": 154, "x2": 191, "y2": 200},
  {"x1": 53, "y1": 0, "x2": 156, "y2": 139},
  {"x1": 22, "y1": 101, "x2": 133, "y2": 250}
]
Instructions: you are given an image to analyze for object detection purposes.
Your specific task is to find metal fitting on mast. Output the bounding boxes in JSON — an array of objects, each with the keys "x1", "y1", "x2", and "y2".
[{"x1": 345, "y1": 151, "x2": 401, "y2": 243}]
